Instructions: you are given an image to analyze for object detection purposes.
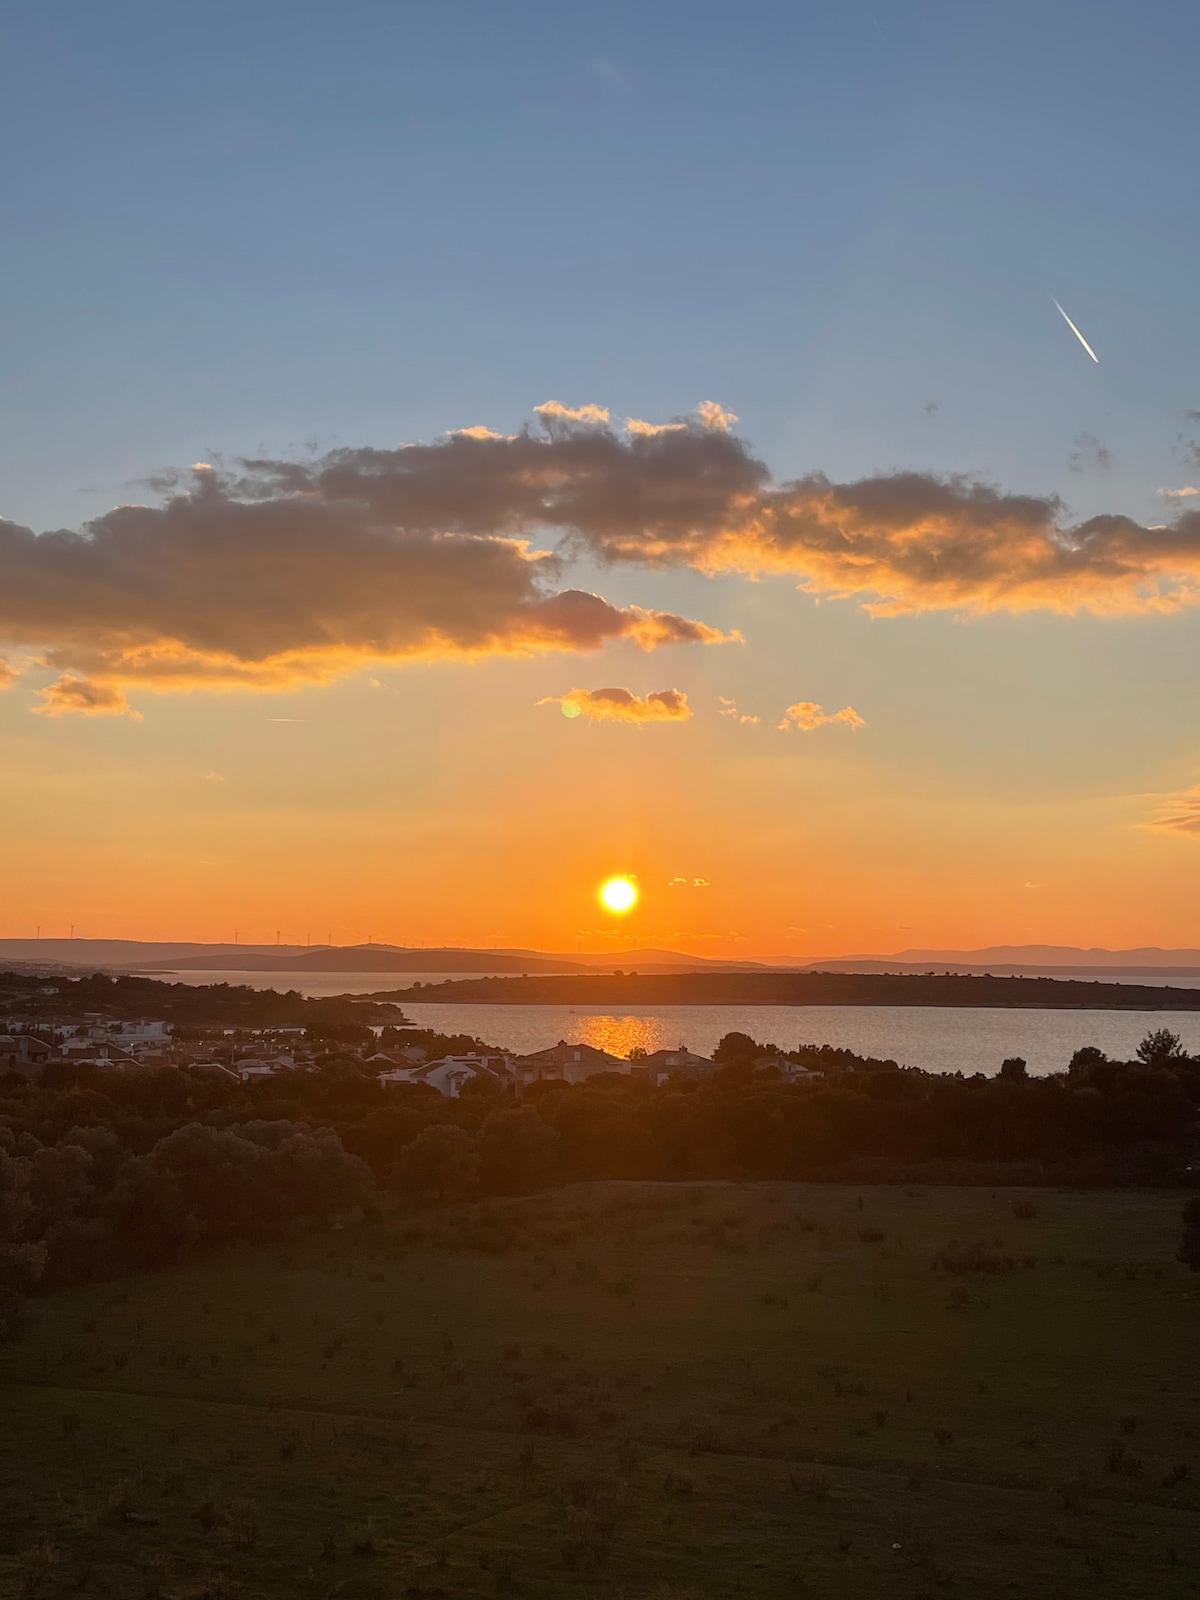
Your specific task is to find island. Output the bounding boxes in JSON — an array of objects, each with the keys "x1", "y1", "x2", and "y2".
[{"x1": 375, "y1": 969, "x2": 1200, "y2": 1010}]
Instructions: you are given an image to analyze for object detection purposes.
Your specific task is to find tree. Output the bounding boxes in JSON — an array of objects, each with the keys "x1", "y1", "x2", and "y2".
[
  {"x1": 110, "y1": 1124, "x2": 285, "y2": 1264},
  {"x1": 477, "y1": 1106, "x2": 559, "y2": 1197},
  {"x1": 712, "y1": 1032, "x2": 760, "y2": 1067},
  {"x1": 1179, "y1": 1196, "x2": 1200, "y2": 1271},
  {"x1": 393, "y1": 1124, "x2": 477, "y2": 1204},
  {"x1": 1068, "y1": 1046, "x2": 1109, "y2": 1078},
  {"x1": 272, "y1": 1126, "x2": 374, "y2": 1222},
  {"x1": 999, "y1": 1057, "x2": 1028, "y2": 1083},
  {"x1": 1137, "y1": 1029, "x2": 1188, "y2": 1068}
]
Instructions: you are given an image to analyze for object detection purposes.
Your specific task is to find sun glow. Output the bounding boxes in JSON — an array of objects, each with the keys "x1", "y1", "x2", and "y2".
[{"x1": 599, "y1": 875, "x2": 639, "y2": 914}]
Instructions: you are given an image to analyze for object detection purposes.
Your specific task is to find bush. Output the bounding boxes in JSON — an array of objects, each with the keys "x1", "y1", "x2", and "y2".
[
  {"x1": 934, "y1": 1242, "x2": 1014, "y2": 1275},
  {"x1": 1178, "y1": 1196, "x2": 1200, "y2": 1271},
  {"x1": 478, "y1": 1107, "x2": 559, "y2": 1197},
  {"x1": 392, "y1": 1124, "x2": 477, "y2": 1204}
]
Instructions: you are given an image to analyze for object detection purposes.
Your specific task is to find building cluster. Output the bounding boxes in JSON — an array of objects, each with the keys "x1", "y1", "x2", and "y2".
[
  {"x1": 368, "y1": 1040, "x2": 823, "y2": 1097},
  {"x1": 0, "y1": 1008, "x2": 826, "y2": 1098},
  {"x1": 0, "y1": 1015, "x2": 176, "y2": 1073},
  {"x1": 0, "y1": 1010, "x2": 317, "y2": 1080}
]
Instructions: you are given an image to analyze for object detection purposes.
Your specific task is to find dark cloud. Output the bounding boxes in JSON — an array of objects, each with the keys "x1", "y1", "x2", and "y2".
[{"x1": 0, "y1": 418, "x2": 735, "y2": 709}]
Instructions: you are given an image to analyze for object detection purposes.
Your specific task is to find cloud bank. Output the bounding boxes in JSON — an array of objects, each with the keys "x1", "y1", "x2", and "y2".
[
  {"x1": 540, "y1": 686, "x2": 693, "y2": 724},
  {"x1": 0, "y1": 415, "x2": 738, "y2": 709},
  {"x1": 232, "y1": 399, "x2": 1200, "y2": 618},
  {"x1": 10, "y1": 397, "x2": 1200, "y2": 714},
  {"x1": 778, "y1": 700, "x2": 865, "y2": 732}
]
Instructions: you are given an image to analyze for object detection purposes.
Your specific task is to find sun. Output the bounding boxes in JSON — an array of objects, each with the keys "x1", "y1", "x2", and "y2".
[{"x1": 599, "y1": 875, "x2": 638, "y2": 914}]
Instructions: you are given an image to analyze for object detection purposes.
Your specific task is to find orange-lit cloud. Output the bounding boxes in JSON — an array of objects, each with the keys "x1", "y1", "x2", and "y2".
[
  {"x1": 539, "y1": 686, "x2": 693, "y2": 723},
  {"x1": 33, "y1": 674, "x2": 141, "y2": 719},
  {"x1": 0, "y1": 423, "x2": 734, "y2": 709},
  {"x1": 1144, "y1": 787, "x2": 1200, "y2": 835},
  {"x1": 717, "y1": 695, "x2": 760, "y2": 725},
  {"x1": 778, "y1": 700, "x2": 864, "y2": 732},
  {"x1": 12, "y1": 402, "x2": 1200, "y2": 722},
  {"x1": 0, "y1": 658, "x2": 16, "y2": 688}
]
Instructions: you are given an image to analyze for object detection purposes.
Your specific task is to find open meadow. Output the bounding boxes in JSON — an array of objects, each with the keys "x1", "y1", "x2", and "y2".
[{"x1": 2, "y1": 1181, "x2": 1198, "y2": 1599}]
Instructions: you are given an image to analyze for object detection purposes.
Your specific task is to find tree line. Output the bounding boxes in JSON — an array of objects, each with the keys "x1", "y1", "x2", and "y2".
[{"x1": 4, "y1": 1025, "x2": 1200, "y2": 1332}]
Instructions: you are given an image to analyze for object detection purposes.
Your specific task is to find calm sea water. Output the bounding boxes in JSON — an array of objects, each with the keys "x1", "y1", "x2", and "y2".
[{"x1": 157, "y1": 969, "x2": 1200, "y2": 1078}]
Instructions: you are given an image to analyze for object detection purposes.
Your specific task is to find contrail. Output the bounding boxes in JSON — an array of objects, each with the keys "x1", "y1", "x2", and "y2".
[{"x1": 1052, "y1": 298, "x2": 1100, "y2": 363}]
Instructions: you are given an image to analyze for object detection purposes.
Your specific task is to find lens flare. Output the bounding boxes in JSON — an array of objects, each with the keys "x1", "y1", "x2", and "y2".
[{"x1": 599, "y1": 875, "x2": 638, "y2": 914}]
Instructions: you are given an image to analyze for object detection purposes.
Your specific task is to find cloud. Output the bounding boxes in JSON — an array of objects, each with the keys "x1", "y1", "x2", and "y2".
[
  {"x1": 534, "y1": 401, "x2": 611, "y2": 433},
  {"x1": 717, "y1": 695, "x2": 760, "y2": 725},
  {"x1": 778, "y1": 700, "x2": 864, "y2": 732},
  {"x1": 539, "y1": 686, "x2": 693, "y2": 724},
  {"x1": 0, "y1": 658, "x2": 16, "y2": 689},
  {"x1": 1176, "y1": 412, "x2": 1200, "y2": 468},
  {"x1": 1068, "y1": 433, "x2": 1112, "y2": 473},
  {"x1": 13, "y1": 400, "x2": 1200, "y2": 723},
  {"x1": 626, "y1": 401, "x2": 738, "y2": 438},
  {"x1": 1160, "y1": 485, "x2": 1199, "y2": 499},
  {"x1": 33, "y1": 675, "x2": 141, "y2": 719},
  {"x1": 668, "y1": 875, "x2": 711, "y2": 887},
  {"x1": 0, "y1": 415, "x2": 739, "y2": 709},
  {"x1": 1144, "y1": 787, "x2": 1200, "y2": 835}
]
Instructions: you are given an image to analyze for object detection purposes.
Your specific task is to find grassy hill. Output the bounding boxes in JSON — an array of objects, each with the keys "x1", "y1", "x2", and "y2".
[{"x1": 2, "y1": 1181, "x2": 1198, "y2": 1598}]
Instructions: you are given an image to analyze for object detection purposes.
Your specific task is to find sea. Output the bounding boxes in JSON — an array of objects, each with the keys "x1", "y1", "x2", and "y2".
[{"x1": 153, "y1": 969, "x2": 1200, "y2": 1079}]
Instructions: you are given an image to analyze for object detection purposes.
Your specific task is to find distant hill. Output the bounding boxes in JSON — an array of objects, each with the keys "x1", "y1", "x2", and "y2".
[
  {"x1": 802, "y1": 946, "x2": 1200, "y2": 978},
  {"x1": 0, "y1": 939, "x2": 312, "y2": 966},
  {"x1": 0, "y1": 938, "x2": 771, "y2": 976},
  {"x1": 881, "y1": 944, "x2": 1200, "y2": 968},
  {"x1": 127, "y1": 944, "x2": 772, "y2": 976}
]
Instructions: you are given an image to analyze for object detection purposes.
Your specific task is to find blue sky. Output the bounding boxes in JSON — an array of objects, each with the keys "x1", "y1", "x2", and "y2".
[{"x1": 4, "y1": 0, "x2": 1197, "y2": 530}]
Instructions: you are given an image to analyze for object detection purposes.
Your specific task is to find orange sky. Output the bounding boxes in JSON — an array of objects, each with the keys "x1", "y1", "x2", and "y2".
[{"x1": 5, "y1": 571, "x2": 1200, "y2": 957}]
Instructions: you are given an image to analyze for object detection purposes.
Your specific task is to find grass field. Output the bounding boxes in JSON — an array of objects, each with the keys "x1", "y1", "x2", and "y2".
[{"x1": 2, "y1": 1181, "x2": 1198, "y2": 1599}]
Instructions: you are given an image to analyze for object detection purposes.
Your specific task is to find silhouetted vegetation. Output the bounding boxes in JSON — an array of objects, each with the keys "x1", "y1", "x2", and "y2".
[
  {"x1": 3, "y1": 1024, "x2": 1200, "y2": 1332},
  {"x1": 382, "y1": 968, "x2": 1200, "y2": 1009},
  {"x1": 0, "y1": 969, "x2": 400, "y2": 1033}
]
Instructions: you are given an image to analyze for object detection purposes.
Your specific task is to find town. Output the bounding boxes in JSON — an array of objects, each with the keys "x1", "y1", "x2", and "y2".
[{"x1": 0, "y1": 971, "x2": 834, "y2": 1091}]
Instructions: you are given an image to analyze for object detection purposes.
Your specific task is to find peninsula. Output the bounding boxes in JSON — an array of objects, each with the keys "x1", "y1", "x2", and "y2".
[{"x1": 379, "y1": 969, "x2": 1200, "y2": 1010}]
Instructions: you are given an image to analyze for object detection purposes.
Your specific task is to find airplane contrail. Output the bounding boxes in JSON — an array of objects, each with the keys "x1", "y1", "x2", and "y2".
[{"x1": 1052, "y1": 297, "x2": 1100, "y2": 363}]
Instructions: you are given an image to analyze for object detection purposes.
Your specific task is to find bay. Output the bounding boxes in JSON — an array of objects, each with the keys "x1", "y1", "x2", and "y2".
[{"x1": 155, "y1": 969, "x2": 1200, "y2": 1077}]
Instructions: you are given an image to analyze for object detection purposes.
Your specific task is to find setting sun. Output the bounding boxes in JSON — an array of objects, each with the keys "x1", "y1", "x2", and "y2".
[{"x1": 599, "y1": 875, "x2": 639, "y2": 914}]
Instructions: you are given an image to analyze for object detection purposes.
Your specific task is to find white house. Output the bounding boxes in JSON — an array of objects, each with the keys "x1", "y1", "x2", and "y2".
[
  {"x1": 379, "y1": 1053, "x2": 512, "y2": 1097},
  {"x1": 234, "y1": 1053, "x2": 298, "y2": 1081}
]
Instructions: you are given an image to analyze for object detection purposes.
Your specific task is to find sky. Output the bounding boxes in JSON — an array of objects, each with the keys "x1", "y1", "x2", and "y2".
[{"x1": 3, "y1": 0, "x2": 1200, "y2": 958}]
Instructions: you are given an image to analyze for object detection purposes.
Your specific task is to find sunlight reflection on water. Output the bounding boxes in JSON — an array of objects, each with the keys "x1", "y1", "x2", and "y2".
[
  {"x1": 569, "y1": 1014, "x2": 667, "y2": 1059},
  {"x1": 157, "y1": 973, "x2": 1200, "y2": 1076}
]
